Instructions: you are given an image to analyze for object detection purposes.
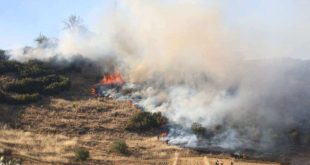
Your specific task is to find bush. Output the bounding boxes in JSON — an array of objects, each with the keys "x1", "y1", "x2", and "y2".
[
  {"x1": 6, "y1": 93, "x2": 41, "y2": 104},
  {"x1": 74, "y1": 148, "x2": 90, "y2": 161},
  {"x1": 3, "y1": 75, "x2": 70, "y2": 95},
  {"x1": 0, "y1": 61, "x2": 21, "y2": 74},
  {"x1": 191, "y1": 122, "x2": 206, "y2": 137},
  {"x1": 19, "y1": 64, "x2": 52, "y2": 78},
  {"x1": 125, "y1": 111, "x2": 167, "y2": 132},
  {"x1": 43, "y1": 76, "x2": 71, "y2": 95},
  {"x1": 288, "y1": 128, "x2": 300, "y2": 144},
  {"x1": 110, "y1": 139, "x2": 128, "y2": 155},
  {"x1": 153, "y1": 112, "x2": 168, "y2": 127},
  {"x1": 3, "y1": 78, "x2": 44, "y2": 94},
  {"x1": 0, "y1": 59, "x2": 71, "y2": 104},
  {"x1": 0, "y1": 49, "x2": 8, "y2": 61}
]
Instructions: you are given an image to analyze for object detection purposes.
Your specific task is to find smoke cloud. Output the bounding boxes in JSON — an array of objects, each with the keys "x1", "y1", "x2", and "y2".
[{"x1": 7, "y1": 0, "x2": 310, "y2": 156}]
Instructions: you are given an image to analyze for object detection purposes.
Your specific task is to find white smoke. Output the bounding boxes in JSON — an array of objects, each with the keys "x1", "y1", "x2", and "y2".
[{"x1": 6, "y1": 0, "x2": 310, "y2": 153}]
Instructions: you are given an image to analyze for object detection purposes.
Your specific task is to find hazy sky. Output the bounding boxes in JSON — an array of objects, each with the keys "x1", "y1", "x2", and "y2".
[
  {"x1": 0, "y1": 0, "x2": 309, "y2": 58},
  {"x1": 0, "y1": 0, "x2": 114, "y2": 49}
]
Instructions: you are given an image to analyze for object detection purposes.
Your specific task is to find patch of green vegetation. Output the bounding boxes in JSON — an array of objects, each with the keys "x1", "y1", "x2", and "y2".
[
  {"x1": 125, "y1": 111, "x2": 167, "y2": 132},
  {"x1": 191, "y1": 122, "x2": 206, "y2": 137},
  {"x1": 20, "y1": 63, "x2": 52, "y2": 78},
  {"x1": 6, "y1": 93, "x2": 41, "y2": 104},
  {"x1": 43, "y1": 76, "x2": 70, "y2": 94},
  {"x1": 0, "y1": 59, "x2": 71, "y2": 104},
  {"x1": 74, "y1": 148, "x2": 90, "y2": 161},
  {"x1": 110, "y1": 139, "x2": 129, "y2": 155},
  {"x1": 0, "y1": 60, "x2": 21, "y2": 74}
]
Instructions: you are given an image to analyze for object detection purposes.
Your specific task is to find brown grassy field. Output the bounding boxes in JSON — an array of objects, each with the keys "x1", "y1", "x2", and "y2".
[{"x1": 0, "y1": 72, "x2": 281, "y2": 165}]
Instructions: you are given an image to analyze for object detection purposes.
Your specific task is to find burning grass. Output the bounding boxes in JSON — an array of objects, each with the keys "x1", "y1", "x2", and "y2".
[
  {"x1": 0, "y1": 96, "x2": 184, "y2": 164},
  {"x1": 101, "y1": 72, "x2": 125, "y2": 86},
  {"x1": 0, "y1": 69, "x2": 283, "y2": 164}
]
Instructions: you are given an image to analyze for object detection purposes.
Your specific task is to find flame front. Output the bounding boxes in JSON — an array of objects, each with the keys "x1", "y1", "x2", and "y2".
[{"x1": 100, "y1": 72, "x2": 125, "y2": 85}]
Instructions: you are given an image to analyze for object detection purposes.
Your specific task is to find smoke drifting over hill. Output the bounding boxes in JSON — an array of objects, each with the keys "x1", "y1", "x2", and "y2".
[{"x1": 6, "y1": 0, "x2": 310, "y2": 154}]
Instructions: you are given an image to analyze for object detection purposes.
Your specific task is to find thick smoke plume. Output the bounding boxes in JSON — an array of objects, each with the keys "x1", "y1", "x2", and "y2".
[{"x1": 7, "y1": 0, "x2": 310, "y2": 155}]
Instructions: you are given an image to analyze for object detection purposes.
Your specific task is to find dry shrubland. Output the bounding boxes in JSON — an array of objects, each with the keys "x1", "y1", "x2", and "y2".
[
  {"x1": 0, "y1": 72, "x2": 184, "y2": 164},
  {"x1": 0, "y1": 64, "x2": 281, "y2": 165}
]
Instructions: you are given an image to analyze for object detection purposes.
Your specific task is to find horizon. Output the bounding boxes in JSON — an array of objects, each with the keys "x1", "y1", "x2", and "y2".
[{"x1": 0, "y1": 0, "x2": 309, "y2": 59}]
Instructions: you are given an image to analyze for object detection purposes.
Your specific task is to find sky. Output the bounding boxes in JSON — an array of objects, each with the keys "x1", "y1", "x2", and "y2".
[
  {"x1": 0, "y1": 0, "x2": 115, "y2": 49},
  {"x1": 0, "y1": 0, "x2": 309, "y2": 58}
]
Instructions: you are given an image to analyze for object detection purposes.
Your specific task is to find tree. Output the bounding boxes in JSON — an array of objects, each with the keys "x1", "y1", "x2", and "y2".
[
  {"x1": 35, "y1": 34, "x2": 49, "y2": 48},
  {"x1": 191, "y1": 122, "x2": 206, "y2": 137},
  {"x1": 63, "y1": 15, "x2": 86, "y2": 32},
  {"x1": 0, "y1": 49, "x2": 8, "y2": 61}
]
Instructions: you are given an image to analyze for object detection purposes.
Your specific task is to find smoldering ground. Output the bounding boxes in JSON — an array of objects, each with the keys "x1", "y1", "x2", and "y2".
[{"x1": 5, "y1": 0, "x2": 310, "y2": 157}]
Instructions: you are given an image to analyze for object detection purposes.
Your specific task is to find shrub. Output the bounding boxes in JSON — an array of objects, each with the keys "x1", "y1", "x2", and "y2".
[
  {"x1": 74, "y1": 148, "x2": 90, "y2": 161},
  {"x1": 19, "y1": 64, "x2": 52, "y2": 78},
  {"x1": 0, "y1": 61, "x2": 21, "y2": 74},
  {"x1": 0, "y1": 50, "x2": 8, "y2": 61},
  {"x1": 191, "y1": 122, "x2": 206, "y2": 137},
  {"x1": 43, "y1": 76, "x2": 71, "y2": 95},
  {"x1": 6, "y1": 93, "x2": 41, "y2": 104},
  {"x1": 0, "y1": 59, "x2": 71, "y2": 104},
  {"x1": 125, "y1": 111, "x2": 167, "y2": 131},
  {"x1": 153, "y1": 112, "x2": 168, "y2": 126},
  {"x1": 3, "y1": 78, "x2": 43, "y2": 94},
  {"x1": 288, "y1": 128, "x2": 300, "y2": 144},
  {"x1": 110, "y1": 139, "x2": 128, "y2": 155},
  {"x1": 3, "y1": 75, "x2": 70, "y2": 95}
]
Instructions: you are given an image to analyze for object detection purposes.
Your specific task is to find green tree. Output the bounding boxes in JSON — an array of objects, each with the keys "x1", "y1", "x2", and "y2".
[{"x1": 191, "y1": 122, "x2": 206, "y2": 137}]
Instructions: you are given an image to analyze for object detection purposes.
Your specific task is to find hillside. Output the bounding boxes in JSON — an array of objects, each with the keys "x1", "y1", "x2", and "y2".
[{"x1": 0, "y1": 65, "x2": 281, "y2": 165}]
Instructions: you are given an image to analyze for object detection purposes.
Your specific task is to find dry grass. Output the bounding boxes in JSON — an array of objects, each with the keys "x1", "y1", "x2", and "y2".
[
  {"x1": 15, "y1": 97, "x2": 183, "y2": 163},
  {"x1": 0, "y1": 73, "x2": 281, "y2": 165},
  {"x1": 0, "y1": 129, "x2": 77, "y2": 163}
]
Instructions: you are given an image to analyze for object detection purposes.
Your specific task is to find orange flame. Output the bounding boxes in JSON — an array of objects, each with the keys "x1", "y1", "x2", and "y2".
[
  {"x1": 101, "y1": 72, "x2": 125, "y2": 85},
  {"x1": 90, "y1": 86, "x2": 97, "y2": 96},
  {"x1": 160, "y1": 132, "x2": 168, "y2": 137}
]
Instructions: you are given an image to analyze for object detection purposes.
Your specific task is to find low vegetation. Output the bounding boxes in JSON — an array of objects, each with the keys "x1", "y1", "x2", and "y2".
[
  {"x1": 0, "y1": 60, "x2": 21, "y2": 74},
  {"x1": 0, "y1": 59, "x2": 71, "y2": 104},
  {"x1": 0, "y1": 49, "x2": 7, "y2": 61},
  {"x1": 6, "y1": 93, "x2": 41, "y2": 104},
  {"x1": 74, "y1": 147, "x2": 90, "y2": 161},
  {"x1": 110, "y1": 139, "x2": 129, "y2": 155},
  {"x1": 125, "y1": 111, "x2": 167, "y2": 132},
  {"x1": 191, "y1": 122, "x2": 206, "y2": 137}
]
